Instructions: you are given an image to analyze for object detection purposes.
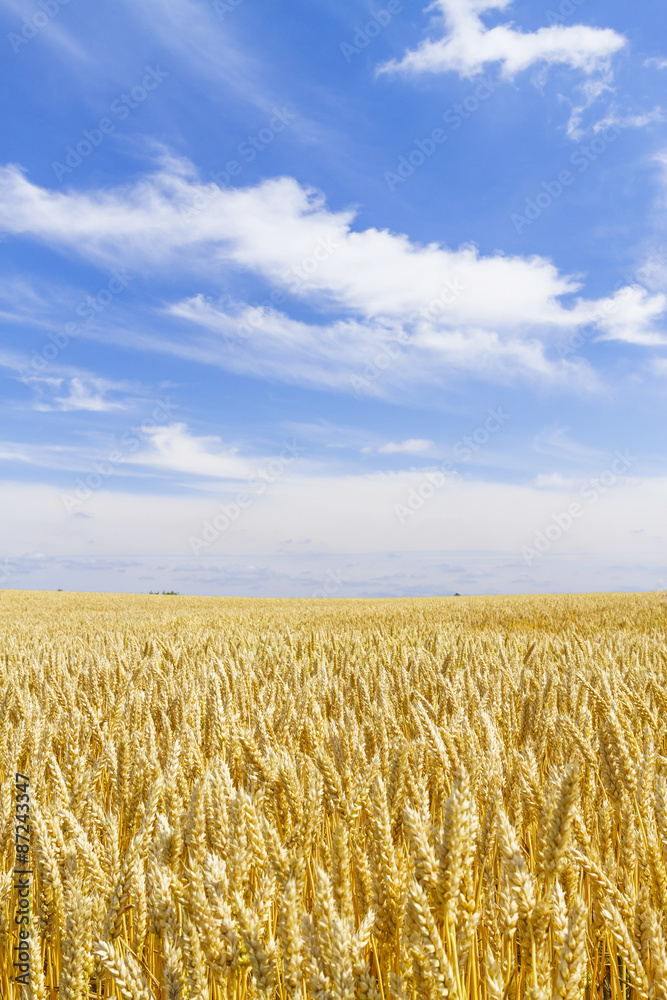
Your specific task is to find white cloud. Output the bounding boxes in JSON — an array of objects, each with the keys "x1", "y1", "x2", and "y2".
[
  {"x1": 52, "y1": 377, "x2": 128, "y2": 412},
  {"x1": 378, "y1": 0, "x2": 625, "y2": 80},
  {"x1": 533, "y1": 472, "x2": 577, "y2": 489},
  {"x1": 0, "y1": 423, "x2": 255, "y2": 481},
  {"x1": 163, "y1": 294, "x2": 595, "y2": 393},
  {"x1": 0, "y1": 159, "x2": 585, "y2": 322},
  {"x1": 0, "y1": 158, "x2": 663, "y2": 394},
  {"x1": 594, "y1": 286, "x2": 667, "y2": 346},
  {"x1": 16, "y1": 372, "x2": 139, "y2": 412},
  {"x1": 166, "y1": 296, "x2": 396, "y2": 390},
  {"x1": 378, "y1": 439, "x2": 433, "y2": 454},
  {"x1": 2, "y1": 469, "x2": 666, "y2": 576},
  {"x1": 0, "y1": 440, "x2": 95, "y2": 471},
  {"x1": 532, "y1": 427, "x2": 604, "y2": 464},
  {"x1": 0, "y1": 447, "x2": 30, "y2": 463},
  {"x1": 132, "y1": 423, "x2": 256, "y2": 480},
  {"x1": 565, "y1": 74, "x2": 615, "y2": 140},
  {"x1": 593, "y1": 108, "x2": 664, "y2": 132},
  {"x1": 0, "y1": 276, "x2": 60, "y2": 327}
]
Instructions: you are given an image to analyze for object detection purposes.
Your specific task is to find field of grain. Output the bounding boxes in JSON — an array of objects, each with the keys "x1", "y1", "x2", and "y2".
[{"x1": 1, "y1": 589, "x2": 666, "y2": 1000}]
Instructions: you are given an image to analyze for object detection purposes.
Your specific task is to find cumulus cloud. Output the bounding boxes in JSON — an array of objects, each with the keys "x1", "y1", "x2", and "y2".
[
  {"x1": 593, "y1": 287, "x2": 667, "y2": 346},
  {"x1": 133, "y1": 423, "x2": 256, "y2": 480},
  {"x1": 0, "y1": 157, "x2": 663, "y2": 393},
  {"x1": 0, "y1": 157, "x2": 579, "y2": 322},
  {"x1": 378, "y1": 0, "x2": 625, "y2": 80}
]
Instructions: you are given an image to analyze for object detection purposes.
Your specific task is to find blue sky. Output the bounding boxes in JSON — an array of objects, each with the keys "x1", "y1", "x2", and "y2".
[{"x1": 0, "y1": 0, "x2": 666, "y2": 597}]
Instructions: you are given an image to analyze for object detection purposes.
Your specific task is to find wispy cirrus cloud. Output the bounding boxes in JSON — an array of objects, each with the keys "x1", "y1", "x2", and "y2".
[
  {"x1": 15, "y1": 371, "x2": 144, "y2": 413},
  {"x1": 593, "y1": 107, "x2": 664, "y2": 133},
  {"x1": 51, "y1": 376, "x2": 130, "y2": 412}
]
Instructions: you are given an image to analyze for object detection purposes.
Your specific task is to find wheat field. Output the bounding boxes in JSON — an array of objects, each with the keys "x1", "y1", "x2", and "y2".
[{"x1": 1, "y1": 589, "x2": 667, "y2": 1000}]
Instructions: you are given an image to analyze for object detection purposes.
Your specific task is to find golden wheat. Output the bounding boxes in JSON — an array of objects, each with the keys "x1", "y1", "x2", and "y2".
[{"x1": 0, "y1": 589, "x2": 666, "y2": 1000}]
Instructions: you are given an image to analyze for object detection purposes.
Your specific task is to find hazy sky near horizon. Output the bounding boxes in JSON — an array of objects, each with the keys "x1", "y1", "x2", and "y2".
[{"x1": 0, "y1": 0, "x2": 666, "y2": 597}]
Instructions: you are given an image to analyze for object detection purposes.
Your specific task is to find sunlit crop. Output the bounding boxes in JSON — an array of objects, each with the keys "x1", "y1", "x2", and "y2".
[{"x1": 1, "y1": 589, "x2": 666, "y2": 1000}]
